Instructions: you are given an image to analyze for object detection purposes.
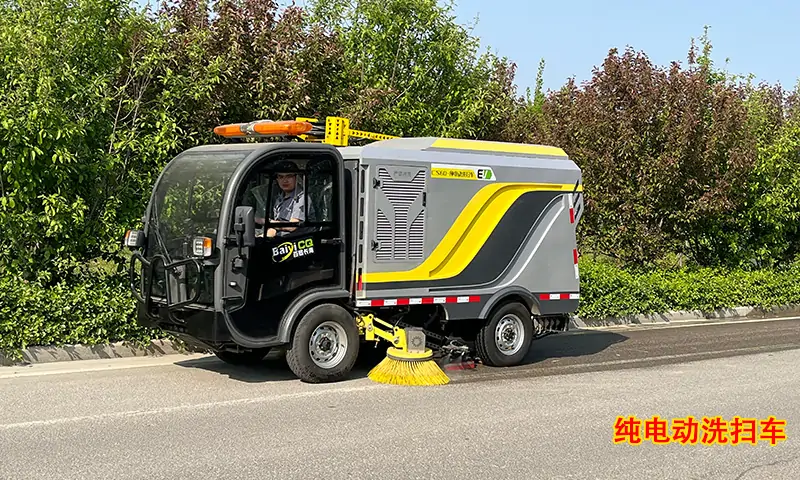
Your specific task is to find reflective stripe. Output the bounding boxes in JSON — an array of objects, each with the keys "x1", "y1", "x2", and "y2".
[
  {"x1": 538, "y1": 293, "x2": 580, "y2": 301},
  {"x1": 356, "y1": 296, "x2": 481, "y2": 308}
]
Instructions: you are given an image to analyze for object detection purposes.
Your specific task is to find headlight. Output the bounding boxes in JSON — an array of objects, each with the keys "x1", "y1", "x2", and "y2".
[
  {"x1": 124, "y1": 229, "x2": 145, "y2": 248},
  {"x1": 192, "y1": 237, "x2": 213, "y2": 257}
]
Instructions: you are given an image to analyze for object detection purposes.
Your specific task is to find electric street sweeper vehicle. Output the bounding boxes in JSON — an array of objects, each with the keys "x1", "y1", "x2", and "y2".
[{"x1": 124, "y1": 116, "x2": 584, "y2": 385}]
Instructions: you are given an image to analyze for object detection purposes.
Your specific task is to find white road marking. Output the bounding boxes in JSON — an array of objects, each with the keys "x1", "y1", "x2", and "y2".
[{"x1": 0, "y1": 384, "x2": 386, "y2": 431}]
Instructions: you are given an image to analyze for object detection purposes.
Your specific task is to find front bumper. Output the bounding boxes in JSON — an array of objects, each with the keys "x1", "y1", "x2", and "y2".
[
  {"x1": 131, "y1": 250, "x2": 231, "y2": 350},
  {"x1": 136, "y1": 301, "x2": 234, "y2": 352}
]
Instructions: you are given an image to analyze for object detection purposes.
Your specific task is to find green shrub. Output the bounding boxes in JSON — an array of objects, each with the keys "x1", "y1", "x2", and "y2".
[
  {"x1": 0, "y1": 268, "x2": 162, "y2": 359},
  {"x1": 577, "y1": 257, "x2": 800, "y2": 319}
]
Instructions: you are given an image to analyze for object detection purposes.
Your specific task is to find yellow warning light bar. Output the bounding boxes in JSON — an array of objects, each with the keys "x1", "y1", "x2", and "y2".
[
  {"x1": 213, "y1": 116, "x2": 398, "y2": 146},
  {"x1": 214, "y1": 117, "x2": 398, "y2": 147}
]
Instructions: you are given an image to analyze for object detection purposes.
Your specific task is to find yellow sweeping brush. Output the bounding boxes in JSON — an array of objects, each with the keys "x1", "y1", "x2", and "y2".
[
  {"x1": 368, "y1": 346, "x2": 450, "y2": 386},
  {"x1": 358, "y1": 313, "x2": 450, "y2": 386}
]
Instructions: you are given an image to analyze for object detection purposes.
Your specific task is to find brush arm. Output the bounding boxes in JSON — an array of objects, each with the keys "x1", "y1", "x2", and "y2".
[{"x1": 357, "y1": 314, "x2": 409, "y2": 351}]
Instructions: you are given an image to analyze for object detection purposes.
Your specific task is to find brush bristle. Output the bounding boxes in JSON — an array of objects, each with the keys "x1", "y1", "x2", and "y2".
[{"x1": 368, "y1": 356, "x2": 450, "y2": 386}]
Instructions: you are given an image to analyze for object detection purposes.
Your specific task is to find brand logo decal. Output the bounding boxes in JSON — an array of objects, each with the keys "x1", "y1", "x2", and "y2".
[
  {"x1": 272, "y1": 237, "x2": 315, "y2": 263},
  {"x1": 431, "y1": 163, "x2": 496, "y2": 181}
]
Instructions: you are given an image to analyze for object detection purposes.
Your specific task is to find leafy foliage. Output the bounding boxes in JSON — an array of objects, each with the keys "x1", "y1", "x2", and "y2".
[
  {"x1": 0, "y1": 262, "x2": 158, "y2": 357},
  {"x1": 507, "y1": 42, "x2": 770, "y2": 268},
  {"x1": 307, "y1": 0, "x2": 518, "y2": 139},
  {"x1": 577, "y1": 256, "x2": 800, "y2": 320},
  {"x1": 743, "y1": 100, "x2": 800, "y2": 267}
]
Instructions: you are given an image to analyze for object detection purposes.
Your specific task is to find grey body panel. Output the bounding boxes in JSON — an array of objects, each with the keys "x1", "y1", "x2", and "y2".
[{"x1": 351, "y1": 137, "x2": 583, "y2": 320}]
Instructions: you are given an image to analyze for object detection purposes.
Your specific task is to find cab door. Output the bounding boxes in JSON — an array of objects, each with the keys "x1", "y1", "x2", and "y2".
[{"x1": 220, "y1": 145, "x2": 347, "y2": 316}]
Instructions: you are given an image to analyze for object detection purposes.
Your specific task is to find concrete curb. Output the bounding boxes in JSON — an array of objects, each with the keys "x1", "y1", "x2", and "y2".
[
  {"x1": 570, "y1": 303, "x2": 800, "y2": 329},
  {"x1": 3, "y1": 304, "x2": 800, "y2": 366},
  {"x1": 0, "y1": 339, "x2": 193, "y2": 367}
]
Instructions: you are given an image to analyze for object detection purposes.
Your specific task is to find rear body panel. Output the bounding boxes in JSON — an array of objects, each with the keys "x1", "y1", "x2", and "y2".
[{"x1": 353, "y1": 138, "x2": 583, "y2": 320}]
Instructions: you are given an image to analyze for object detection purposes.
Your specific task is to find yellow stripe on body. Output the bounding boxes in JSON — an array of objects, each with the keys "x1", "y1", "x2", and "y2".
[
  {"x1": 360, "y1": 182, "x2": 582, "y2": 284},
  {"x1": 430, "y1": 138, "x2": 568, "y2": 158}
]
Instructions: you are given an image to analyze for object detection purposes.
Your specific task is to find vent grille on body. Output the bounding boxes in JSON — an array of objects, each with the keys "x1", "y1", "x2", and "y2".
[{"x1": 375, "y1": 167, "x2": 426, "y2": 261}]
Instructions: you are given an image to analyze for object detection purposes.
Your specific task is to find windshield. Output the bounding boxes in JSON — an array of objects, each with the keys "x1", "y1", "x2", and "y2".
[{"x1": 147, "y1": 149, "x2": 247, "y2": 262}]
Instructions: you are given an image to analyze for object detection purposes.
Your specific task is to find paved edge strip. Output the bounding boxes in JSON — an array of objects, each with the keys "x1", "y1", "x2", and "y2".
[
  {"x1": 0, "y1": 339, "x2": 192, "y2": 367},
  {"x1": 570, "y1": 303, "x2": 800, "y2": 329},
  {"x1": 2, "y1": 304, "x2": 800, "y2": 367}
]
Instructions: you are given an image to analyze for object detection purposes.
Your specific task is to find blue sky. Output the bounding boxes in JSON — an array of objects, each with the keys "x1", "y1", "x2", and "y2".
[
  {"x1": 141, "y1": 0, "x2": 800, "y2": 95},
  {"x1": 450, "y1": 0, "x2": 800, "y2": 95}
]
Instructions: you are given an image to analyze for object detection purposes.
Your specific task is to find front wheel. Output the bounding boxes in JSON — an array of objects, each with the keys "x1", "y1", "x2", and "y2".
[
  {"x1": 475, "y1": 301, "x2": 533, "y2": 367},
  {"x1": 285, "y1": 303, "x2": 360, "y2": 383}
]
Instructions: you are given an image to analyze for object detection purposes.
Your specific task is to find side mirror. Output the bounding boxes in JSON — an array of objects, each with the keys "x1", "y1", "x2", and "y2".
[{"x1": 234, "y1": 206, "x2": 256, "y2": 248}]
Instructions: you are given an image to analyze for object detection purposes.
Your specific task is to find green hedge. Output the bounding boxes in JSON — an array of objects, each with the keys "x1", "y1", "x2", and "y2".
[
  {"x1": 0, "y1": 271, "x2": 157, "y2": 359},
  {"x1": 577, "y1": 257, "x2": 800, "y2": 319},
  {"x1": 2, "y1": 258, "x2": 800, "y2": 358}
]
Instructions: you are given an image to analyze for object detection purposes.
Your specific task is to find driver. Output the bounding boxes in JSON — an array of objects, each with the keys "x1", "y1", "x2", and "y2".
[{"x1": 252, "y1": 160, "x2": 313, "y2": 238}]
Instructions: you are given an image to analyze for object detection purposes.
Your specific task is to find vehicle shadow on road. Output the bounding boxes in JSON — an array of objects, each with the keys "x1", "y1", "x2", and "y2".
[
  {"x1": 173, "y1": 345, "x2": 387, "y2": 383},
  {"x1": 173, "y1": 330, "x2": 628, "y2": 383},
  {"x1": 449, "y1": 329, "x2": 630, "y2": 382},
  {"x1": 521, "y1": 330, "x2": 629, "y2": 365}
]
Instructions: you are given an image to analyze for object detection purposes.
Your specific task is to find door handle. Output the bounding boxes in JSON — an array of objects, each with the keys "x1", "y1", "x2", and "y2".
[{"x1": 321, "y1": 238, "x2": 343, "y2": 245}]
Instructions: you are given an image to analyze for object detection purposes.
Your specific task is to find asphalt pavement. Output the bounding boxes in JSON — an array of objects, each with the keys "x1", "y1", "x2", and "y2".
[{"x1": 1, "y1": 317, "x2": 799, "y2": 479}]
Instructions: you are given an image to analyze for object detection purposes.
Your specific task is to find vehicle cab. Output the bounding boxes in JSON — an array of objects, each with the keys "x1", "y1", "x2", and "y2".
[{"x1": 125, "y1": 121, "x2": 362, "y2": 367}]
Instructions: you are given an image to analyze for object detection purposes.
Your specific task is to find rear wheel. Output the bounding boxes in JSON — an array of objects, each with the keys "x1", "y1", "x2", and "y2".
[
  {"x1": 475, "y1": 301, "x2": 533, "y2": 367},
  {"x1": 214, "y1": 347, "x2": 271, "y2": 366},
  {"x1": 285, "y1": 303, "x2": 360, "y2": 383}
]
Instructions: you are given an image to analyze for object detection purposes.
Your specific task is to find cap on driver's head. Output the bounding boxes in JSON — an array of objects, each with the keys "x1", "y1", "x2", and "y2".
[{"x1": 274, "y1": 160, "x2": 299, "y2": 175}]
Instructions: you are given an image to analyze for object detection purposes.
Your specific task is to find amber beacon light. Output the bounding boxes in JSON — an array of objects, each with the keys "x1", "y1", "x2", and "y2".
[{"x1": 213, "y1": 120, "x2": 314, "y2": 138}]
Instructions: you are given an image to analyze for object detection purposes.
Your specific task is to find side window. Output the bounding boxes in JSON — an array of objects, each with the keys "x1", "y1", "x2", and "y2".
[
  {"x1": 234, "y1": 154, "x2": 337, "y2": 239},
  {"x1": 240, "y1": 171, "x2": 271, "y2": 223},
  {"x1": 306, "y1": 171, "x2": 334, "y2": 224},
  {"x1": 305, "y1": 156, "x2": 336, "y2": 227}
]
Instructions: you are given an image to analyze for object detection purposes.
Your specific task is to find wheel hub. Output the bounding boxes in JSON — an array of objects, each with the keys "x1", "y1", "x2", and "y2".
[
  {"x1": 495, "y1": 314, "x2": 524, "y2": 356},
  {"x1": 309, "y1": 321, "x2": 348, "y2": 369},
  {"x1": 318, "y1": 337, "x2": 333, "y2": 352}
]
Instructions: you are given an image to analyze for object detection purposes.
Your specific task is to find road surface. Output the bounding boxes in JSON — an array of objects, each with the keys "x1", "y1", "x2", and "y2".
[{"x1": 1, "y1": 318, "x2": 799, "y2": 479}]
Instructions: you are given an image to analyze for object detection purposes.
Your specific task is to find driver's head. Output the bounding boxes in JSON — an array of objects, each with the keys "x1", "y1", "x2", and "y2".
[{"x1": 274, "y1": 160, "x2": 299, "y2": 193}]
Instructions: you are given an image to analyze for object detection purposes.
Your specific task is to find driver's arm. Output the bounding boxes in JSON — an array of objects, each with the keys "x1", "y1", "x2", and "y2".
[
  {"x1": 266, "y1": 196, "x2": 306, "y2": 237},
  {"x1": 283, "y1": 196, "x2": 307, "y2": 232},
  {"x1": 266, "y1": 218, "x2": 301, "y2": 238}
]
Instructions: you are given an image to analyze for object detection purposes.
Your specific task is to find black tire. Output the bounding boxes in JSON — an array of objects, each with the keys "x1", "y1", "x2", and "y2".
[
  {"x1": 475, "y1": 301, "x2": 533, "y2": 367},
  {"x1": 285, "y1": 303, "x2": 360, "y2": 383},
  {"x1": 214, "y1": 348, "x2": 271, "y2": 366}
]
